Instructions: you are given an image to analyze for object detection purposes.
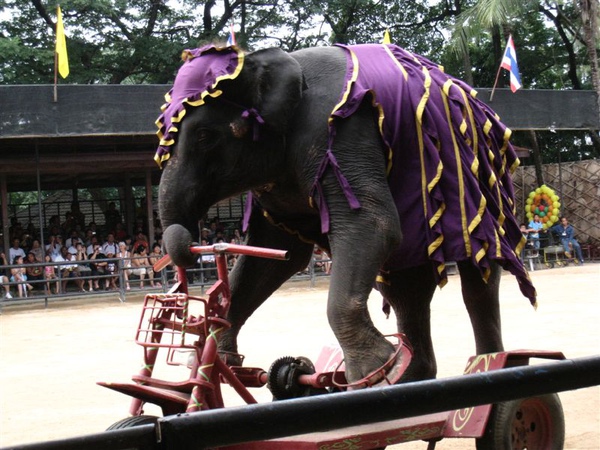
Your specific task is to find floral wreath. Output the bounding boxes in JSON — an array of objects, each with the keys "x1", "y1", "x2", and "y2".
[{"x1": 525, "y1": 185, "x2": 560, "y2": 229}]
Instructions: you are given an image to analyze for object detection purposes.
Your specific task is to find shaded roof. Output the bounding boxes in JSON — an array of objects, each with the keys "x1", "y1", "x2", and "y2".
[{"x1": 0, "y1": 84, "x2": 598, "y2": 193}]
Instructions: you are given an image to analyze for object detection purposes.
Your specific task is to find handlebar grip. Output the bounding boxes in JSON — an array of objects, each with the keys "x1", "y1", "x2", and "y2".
[
  {"x1": 153, "y1": 254, "x2": 172, "y2": 272},
  {"x1": 190, "y1": 243, "x2": 289, "y2": 260},
  {"x1": 152, "y1": 244, "x2": 289, "y2": 272}
]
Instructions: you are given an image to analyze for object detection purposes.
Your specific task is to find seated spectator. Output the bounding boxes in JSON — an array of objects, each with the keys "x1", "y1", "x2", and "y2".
[
  {"x1": 44, "y1": 253, "x2": 59, "y2": 295},
  {"x1": 131, "y1": 245, "x2": 155, "y2": 289},
  {"x1": 231, "y1": 228, "x2": 244, "y2": 245},
  {"x1": 75, "y1": 242, "x2": 93, "y2": 292},
  {"x1": 124, "y1": 235, "x2": 134, "y2": 251},
  {"x1": 313, "y1": 246, "x2": 332, "y2": 274},
  {"x1": 208, "y1": 222, "x2": 218, "y2": 242},
  {"x1": 86, "y1": 235, "x2": 99, "y2": 256},
  {"x1": 132, "y1": 231, "x2": 149, "y2": 254},
  {"x1": 148, "y1": 243, "x2": 163, "y2": 287},
  {"x1": 20, "y1": 233, "x2": 33, "y2": 253},
  {"x1": 66, "y1": 230, "x2": 83, "y2": 249},
  {"x1": 29, "y1": 239, "x2": 44, "y2": 262},
  {"x1": 87, "y1": 244, "x2": 105, "y2": 291},
  {"x1": 104, "y1": 251, "x2": 119, "y2": 290},
  {"x1": 526, "y1": 214, "x2": 544, "y2": 252},
  {"x1": 321, "y1": 249, "x2": 332, "y2": 275},
  {"x1": 25, "y1": 252, "x2": 44, "y2": 290},
  {"x1": 55, "y1": 246, "x2": 84, "y2": 293},
  {"x1": 227, "y1": 238, "x2": 238, "y2": 267},
  {"x1": 148, "y1": 243, "x2": 163, "y2": 267},
  {"x1": 8, "y1": 238, "x2": 26, "y2": 265},
  {"x1": 87, "y1": 221, "x2": 99, "y2": 235},
  {"x1": 0, "y1": 252, "x2": 13, "y2": 299},
  {"x1": 83, "y1": 229, "x2": 94, "y2": 246},
  {"x1": 1, "y1": 274, "x2": 11, "y2": 299},
  {"x1": 198, "y1": 239, "x2": 216, "y2": 281},
  {"x1": 10, "y1": 255, "x2": 33, "y2": 298},
  {"x1": 102, "y1": 233, "x2": 119, "y2": 256},
  {"x1": 200, "y1": 228, "x2": 212, "y2": 245},
  {"x1": 46, "y1": 235, "x2": 62, "y2": 260},
  {"x1": 213, "y1": 230, "x2": 226, "y2": 244},
  {"x1": 117, "y1": 241, "x2": 132, "y2": 291},
  {"x1": 550, "y1": 217, "x2": 584, "y2": 264}
]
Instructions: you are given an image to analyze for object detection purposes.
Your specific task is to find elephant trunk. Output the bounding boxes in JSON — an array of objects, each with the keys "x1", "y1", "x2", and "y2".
[{"x1": 162, "y1": 224, "x2": 197, "y2": 268}]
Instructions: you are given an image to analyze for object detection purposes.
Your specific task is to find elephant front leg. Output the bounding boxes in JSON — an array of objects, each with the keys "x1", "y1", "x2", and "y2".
[
  {"x1": 327, "y1": 272, "x2": 397, "y2": 385},
  {"x1": 218, "y1": 211, "x2": 314, "y2": 363},
  {"x1": 325, "y1": 203, "x2": 403, "y2": 385}
]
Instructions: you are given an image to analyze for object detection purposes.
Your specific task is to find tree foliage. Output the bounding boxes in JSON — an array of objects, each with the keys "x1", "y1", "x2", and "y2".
[{"x1": 0, "y1": 0, "x2": 598, "y2": 161}]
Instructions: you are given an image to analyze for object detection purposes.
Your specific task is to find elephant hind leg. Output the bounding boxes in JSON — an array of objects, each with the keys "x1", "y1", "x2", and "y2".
[
  {"x1": 376, "y1": 264, "x2": 438, "y2": 382},
  {"x1": 457, "y1": 260, "x2": 504, "y2": 355}
]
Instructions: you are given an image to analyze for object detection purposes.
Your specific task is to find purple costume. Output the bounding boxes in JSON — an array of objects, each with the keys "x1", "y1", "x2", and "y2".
[{"x1": 154, "y1": 43, "x2": 536, "y2": 306}]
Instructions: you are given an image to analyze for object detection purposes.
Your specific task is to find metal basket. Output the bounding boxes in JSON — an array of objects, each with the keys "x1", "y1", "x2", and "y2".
[{"x1": 135, "y1": 293, "x2": 208, "y2": 350}]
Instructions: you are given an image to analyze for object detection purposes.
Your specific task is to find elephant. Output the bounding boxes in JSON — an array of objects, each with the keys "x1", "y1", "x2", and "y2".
[{"x1": 155, "y1": 43, "x2": 536, "y2": 386}]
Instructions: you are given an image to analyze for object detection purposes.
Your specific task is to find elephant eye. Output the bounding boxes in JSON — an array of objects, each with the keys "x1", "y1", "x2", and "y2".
[
  {"x1": 198, "y1": 129, "x2": 212, "y2": 143},
  {"x1": 196, "y1": 128, "x2": 220, "y2": 149}
]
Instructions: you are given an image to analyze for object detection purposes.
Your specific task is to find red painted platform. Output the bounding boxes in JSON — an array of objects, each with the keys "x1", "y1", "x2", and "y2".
[{"x1": 221, "y1": 412, "x2": 450, "y2": 449}]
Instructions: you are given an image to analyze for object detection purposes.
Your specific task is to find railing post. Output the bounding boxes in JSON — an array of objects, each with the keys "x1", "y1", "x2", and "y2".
[
  {"x1": 309, "y1": 254, "x2": 316, "y2": 288},
  {"x1": 117, "y1": 259, "x2": 125, "y2": 303}
]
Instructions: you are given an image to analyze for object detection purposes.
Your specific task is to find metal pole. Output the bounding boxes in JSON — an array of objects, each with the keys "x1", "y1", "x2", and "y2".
[
  {"x1": 35, "y1": 143, "x2": 45, "y2": 263},
  {"x1": 145, "y1": 170, "x2": 154, "y2": 246},
  {"x1": 558, "y1": 150, "x2": 563, "y2": 212},
  {"x1": 0, "y1": 173, "x2": 9, "y2": 253},
  {"x1": 159, "y1": 356, "x2": 600, "y2": 449},
  {"x1": 6, "y1": 356, "x2": 600, "y2": 450}
]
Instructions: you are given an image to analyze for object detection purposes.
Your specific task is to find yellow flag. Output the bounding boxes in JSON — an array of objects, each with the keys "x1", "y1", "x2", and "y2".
[
  {"x1": 382, "y1": 29, "x2": 391, "y2": 44},
  {"x1": 55, "y1": 6, "x2": 69, "y2": 78}
]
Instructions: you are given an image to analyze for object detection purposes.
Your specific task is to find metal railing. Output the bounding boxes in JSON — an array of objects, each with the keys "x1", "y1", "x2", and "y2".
[
  {"x1": 0, "y1": 253, "x2": 331, "y2": 308},
  {"x1": 4, "y1": 355, "x2": 599, "y2": 450}
]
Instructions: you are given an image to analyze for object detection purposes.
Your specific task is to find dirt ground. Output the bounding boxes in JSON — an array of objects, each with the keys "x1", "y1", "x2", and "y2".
[{"x1": 1, "y1": 263, "x2": 599, "y2": 449}]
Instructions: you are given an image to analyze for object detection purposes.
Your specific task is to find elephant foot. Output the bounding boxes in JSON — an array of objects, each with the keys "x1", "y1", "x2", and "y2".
[
  {"x1": 220, "y1": 350, "x2": 244, "y2": 366},
  {"x1": 396, "y1": 357, "x2": 437, "y2": 383},
  {"x1": 218, "y1": 330, "x2": 244, "y2": 366},
  {"x1": 341, "y1": 334, "x2": 413, "y2": 391}
]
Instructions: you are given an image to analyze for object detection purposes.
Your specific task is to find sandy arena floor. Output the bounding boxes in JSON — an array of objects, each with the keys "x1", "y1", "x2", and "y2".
[{"x1": 1, "y1": 263, "x2": 599, "y2": 449}]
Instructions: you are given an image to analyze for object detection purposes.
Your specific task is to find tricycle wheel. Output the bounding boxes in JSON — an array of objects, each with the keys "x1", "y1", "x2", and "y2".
[
  {"x1": 106, "y1": 415, "x2": 159, "y2": 430},
  {"x1": 476, "y1": 393, "x2": 564, "y2": 450}
]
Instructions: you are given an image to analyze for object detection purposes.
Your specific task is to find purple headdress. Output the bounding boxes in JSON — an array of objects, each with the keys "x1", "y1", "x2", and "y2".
[{"x1": 154, "y1": 45, "x2": 245, "y2": 168}]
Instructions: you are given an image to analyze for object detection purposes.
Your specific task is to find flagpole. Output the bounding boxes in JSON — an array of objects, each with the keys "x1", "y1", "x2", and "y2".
[
  {"x1": 489, "y1": 63, "x2": 503, "y2": 102},
  {"x1": 54, "y1": 49, "x2": 58, "y2": 102}
]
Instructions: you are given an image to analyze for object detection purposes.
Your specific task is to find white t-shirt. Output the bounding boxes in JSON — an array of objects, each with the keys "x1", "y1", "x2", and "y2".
[{"x1": 8, "y1": 247, "x2": 26, "y2": 264}]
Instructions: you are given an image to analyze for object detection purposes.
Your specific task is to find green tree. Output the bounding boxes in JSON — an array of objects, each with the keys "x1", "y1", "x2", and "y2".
[
  {"x1": 444, "y1": 0, "x2": 599, "y2": 177},
  {"x1": 1, "y1": 0, "x2": 597, "y2": 164}
]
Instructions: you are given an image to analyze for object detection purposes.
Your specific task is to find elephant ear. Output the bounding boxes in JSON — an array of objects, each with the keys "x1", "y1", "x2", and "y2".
[{"x1": 233, "y1": 48, "x2": 304, "y2": 134}]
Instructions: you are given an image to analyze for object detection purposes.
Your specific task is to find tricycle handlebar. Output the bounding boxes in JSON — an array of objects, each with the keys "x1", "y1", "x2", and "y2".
[{"x1": 153, "y1": 244, "x2": 289, "y2": 272}]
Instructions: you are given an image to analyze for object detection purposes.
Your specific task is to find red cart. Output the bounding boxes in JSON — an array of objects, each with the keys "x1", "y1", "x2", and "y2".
[{"x1": 99, "y1": 243, "x2": 565, "y2": 449}]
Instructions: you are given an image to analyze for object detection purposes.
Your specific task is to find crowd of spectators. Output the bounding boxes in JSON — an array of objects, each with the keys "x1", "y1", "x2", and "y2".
[
  {"x1": 519, "y1": 215, "x2": 586, "y2": 265},
  {"x1": 1, "y1": 202, "x2": 248, "y2": 300}
]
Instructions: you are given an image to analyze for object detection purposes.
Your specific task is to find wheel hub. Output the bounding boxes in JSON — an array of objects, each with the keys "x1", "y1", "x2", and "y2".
[{"x1": 267, "y1": 356, "x2": 326, "y2": 400}]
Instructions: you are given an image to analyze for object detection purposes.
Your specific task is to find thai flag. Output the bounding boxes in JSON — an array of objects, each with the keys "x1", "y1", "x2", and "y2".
[
  {"x1": 227, "y1": 24, "x2": 236, "y2": 46},
  {"x1": 500, "y1": 35, "x2": 522, "y2": 92}
]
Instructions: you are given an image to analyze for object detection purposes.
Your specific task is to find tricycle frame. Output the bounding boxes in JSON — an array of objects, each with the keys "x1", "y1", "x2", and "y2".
[{"x1": 99, "y1": 243, "x2": 566, "y2": 449}]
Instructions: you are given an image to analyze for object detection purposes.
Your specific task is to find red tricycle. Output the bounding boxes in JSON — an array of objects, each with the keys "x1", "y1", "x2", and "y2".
[{"x1": 99, "y1": 243, "x2": 566, "y2": 449}]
